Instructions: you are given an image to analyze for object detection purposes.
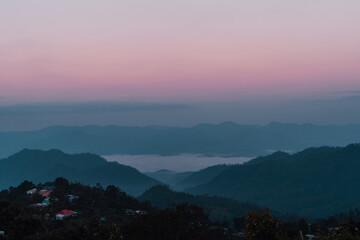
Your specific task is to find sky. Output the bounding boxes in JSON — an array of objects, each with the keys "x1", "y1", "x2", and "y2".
[{"x1": 1, "y1": 1, "x2": 360, "y2": 129}]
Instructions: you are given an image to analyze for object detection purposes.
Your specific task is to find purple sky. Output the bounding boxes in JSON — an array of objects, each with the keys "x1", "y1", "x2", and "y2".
[
  {"x1": 1, "y1": 0, "x2": 360, "y2": 104},
  {"x1": 1, "y1": 1, "x2": 360, "y2": 129}
]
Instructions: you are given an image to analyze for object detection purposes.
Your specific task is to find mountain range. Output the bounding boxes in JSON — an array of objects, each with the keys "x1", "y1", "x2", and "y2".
[
  {"x1": 3, "y1": 144, "x2": 360, "y2": 218},
  {"x1": 2, "y1": 122, "x2": 360, "y2": 158}
]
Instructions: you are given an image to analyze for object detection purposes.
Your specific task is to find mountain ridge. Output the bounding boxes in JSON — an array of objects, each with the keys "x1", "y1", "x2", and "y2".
[
  {"x1": 2, "y1": 122, "x2": 360, "y2": 158},
  {"x1": 186, "y1": 144, "x2": 360, "y2": 217},
  {"x1": 0, "y1": 149, "x2": 159, "y2": 196}
]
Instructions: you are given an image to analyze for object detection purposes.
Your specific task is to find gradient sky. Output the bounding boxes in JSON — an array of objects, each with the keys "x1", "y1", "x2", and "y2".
[{"x1": 1, "y1": 0, "x2": 360, "y2": 104}]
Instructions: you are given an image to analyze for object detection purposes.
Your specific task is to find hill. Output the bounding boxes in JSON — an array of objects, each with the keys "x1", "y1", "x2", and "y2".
[
  {"x1": 0, "y1": 149, "x2": 159, "y2": 196},
  {"x1": 0, "y1": 179, "x2": 236, "y2": 240},
  {"x1": 145, "y1": 169, "x2": 193, "y2": 186},
  {"x1": 138, "y1": 185, "x2": 262, "y2": 223},
  {"x1": 173, "y1": 165, "x2": 231, "y2": 190},
  {"x1": 187, "y1": 144, "x2": 360, "y2": 217},
  {"x1": 2, "y1": 122, "x2": 360, "y2": 158}
]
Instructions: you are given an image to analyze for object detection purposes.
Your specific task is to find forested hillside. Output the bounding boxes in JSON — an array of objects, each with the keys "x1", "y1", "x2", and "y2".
[
  {"x1": 138, "y1": 185, "x2": 263, "y2": 223},
  {"x1": 0, "y1": 149, "x2": 159, "y2": 196},
  {"x1": 187, "y1": 144, "x2": 360, "y2": 217}
]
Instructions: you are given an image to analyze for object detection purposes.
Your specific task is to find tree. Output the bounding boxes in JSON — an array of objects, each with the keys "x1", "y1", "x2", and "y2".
[
  {"x1": 233, "y1": 217, "x2": 245, "y2": 231},
  {"x1": 244, "y1": 209, "x2": 276, "y2": 240},
  {"x1": 122, "y1": 203, "x2": 226, "y2": 240},
  {"x1": 0, "y1": 200, "x2": 43, "y2": 240},
  {"x1": 320, "y1": 220, "x2": 360, "y2": 240},
  {"x1": 54, "y1": 177, "x2": 69, "y2": 187}
]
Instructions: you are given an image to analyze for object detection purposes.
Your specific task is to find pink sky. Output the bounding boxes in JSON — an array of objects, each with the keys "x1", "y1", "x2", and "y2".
[{"x1": 1, "y1": 0, "x2": 360, "y2": 104}]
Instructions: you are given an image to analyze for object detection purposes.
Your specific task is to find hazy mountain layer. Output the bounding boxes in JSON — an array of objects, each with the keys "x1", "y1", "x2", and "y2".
[
  {"x1": 145, "y1": 170, "x2": 193, "y2": 186},
  {"x1": 0, "y1": 149, "x2": 159, "y2": 196},
  {"x1": 173, "y1": 165, "x2": 232, "y2": 191},
  {"x1": 2, "y1": 122, "x2": 360, "y2": 158}
]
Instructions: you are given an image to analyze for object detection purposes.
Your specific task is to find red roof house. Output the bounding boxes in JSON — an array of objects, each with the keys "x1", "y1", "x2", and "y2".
[{"x1": 56, "y1": 209, "x2": 77, "y2": 220}]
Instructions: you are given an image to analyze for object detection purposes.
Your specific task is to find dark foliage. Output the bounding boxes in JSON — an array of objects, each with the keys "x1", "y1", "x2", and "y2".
[
  {"x1": 138, "y1": 185, "x2": 261, "y2": 223},
  {"x1": 0, "y1": 179, "x2": 236, "y2": 240},
  {"x1": 122, "y1": 204, "x2": 229, "y2": 240},
  {"x1": 2, "y1": 179, "x2": 360, "y2": 239}
]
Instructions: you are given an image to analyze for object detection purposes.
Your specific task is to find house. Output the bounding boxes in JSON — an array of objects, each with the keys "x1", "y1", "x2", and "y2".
[
  {"x1": 305, "y1": 234, "x2": 319, "y2": 239},
  {"x1": 0, "y1": 230, "x2": 6, "y2": 239},
  {"x1": 125, "y1": 209, "x2": 146, "y2": 215},
  {"x1": 39, "y1": 188, "x2": 53, "y2": 198},
  {"x1": 328, "y1": 227, "x2": 339, "y2": 232},
  {"x1": 56, "y1": 209, "x2": 77, "y2": 220},
  {"x1": 32, "y1": 197, "x2": 50, "y2": 207},
  {"x1": 125, "y1": 209, "x2": 135, "y2": 215},
  {"x1": 135, "y1": 210, "x2": 146, "y2": 215},
  {"x1": 41, "y1": 198, "x2": 50, "y2": 205},
  {"x1": 30, "y1": 197, "x2": 51, "y2": 207},
  {"x1": 26, "y1": 188, "x2": 37, "y2": 195}
]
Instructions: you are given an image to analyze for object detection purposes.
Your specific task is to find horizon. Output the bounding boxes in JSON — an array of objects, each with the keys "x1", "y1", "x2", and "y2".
[
  {"x1": 3, "y1": 118, "x2": 360, "y2": 133},
  {"x1": 1, "y1": 97, "x2": 360, "y2": 130},
  {"x1": 2, "y1": 1, "x2": 360, "y2": 131}
]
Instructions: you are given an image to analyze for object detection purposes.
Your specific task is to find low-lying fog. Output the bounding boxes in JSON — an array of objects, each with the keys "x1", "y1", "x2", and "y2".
[{"x1": 102, "y1": 154, "x2": 252, "y2": 172}]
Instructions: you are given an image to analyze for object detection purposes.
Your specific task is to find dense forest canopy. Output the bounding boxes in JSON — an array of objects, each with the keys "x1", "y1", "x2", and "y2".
[{"x1": 1, "y1": 179, "x2": 360, "y2": 240}]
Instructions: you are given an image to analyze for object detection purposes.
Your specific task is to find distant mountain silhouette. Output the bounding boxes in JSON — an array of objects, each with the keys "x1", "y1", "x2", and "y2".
[
  {"x1": 145, "y1": 169, "x2": 193, "y2": 186},
  {"x1": 138, "y1": 185, "x2": 263, "y2": 223},
  {"x1": 2, "y1": 122, "x2": 360, "y2": 157},
  {"x1": 0, "y1": 149, "x2": 159, "y2": 196},
  {"x1": 186, "y1": 144, "x2": 360, "y2": 217},
  {"x1": 173, "y1": 165, "x2": 232, "y2": 191}
]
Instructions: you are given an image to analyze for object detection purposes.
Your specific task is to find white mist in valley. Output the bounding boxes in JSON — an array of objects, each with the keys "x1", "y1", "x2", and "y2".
[{"x1": 102, "y1": 154, "x2": 252, "y2": 172}]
